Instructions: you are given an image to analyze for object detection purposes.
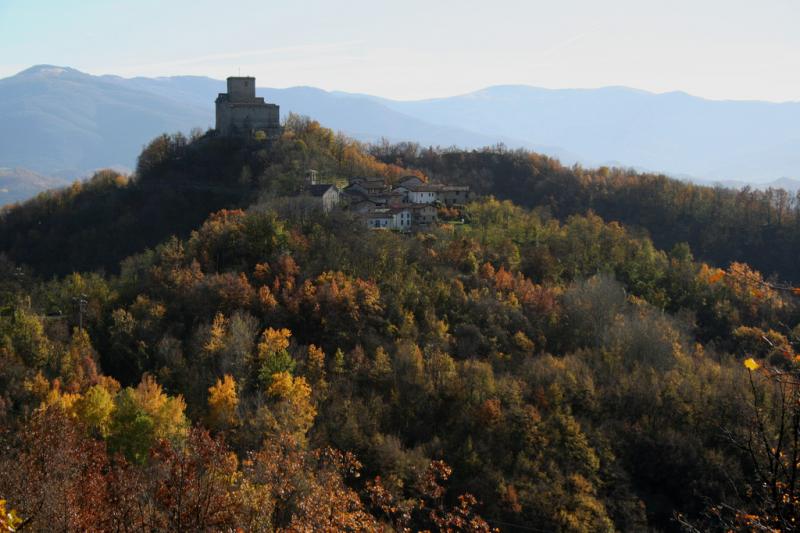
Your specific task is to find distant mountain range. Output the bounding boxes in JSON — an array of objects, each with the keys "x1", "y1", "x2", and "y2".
[{"x1": 1, "y1": 65, "x2": 799, "y2": 204}]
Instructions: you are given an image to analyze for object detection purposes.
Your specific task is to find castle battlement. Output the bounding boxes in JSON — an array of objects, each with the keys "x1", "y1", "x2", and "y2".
[{"x1": 215, "y1": 76, "x2": 280, "y2": 139}]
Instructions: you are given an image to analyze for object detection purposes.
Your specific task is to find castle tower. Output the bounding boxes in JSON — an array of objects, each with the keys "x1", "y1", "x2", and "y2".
[
  {"x1": 226, "y1": 77, "x2": 257, "y2": 101},
  {"x1": 215, "y1": 76, "x2": 280, "y2": 138}
]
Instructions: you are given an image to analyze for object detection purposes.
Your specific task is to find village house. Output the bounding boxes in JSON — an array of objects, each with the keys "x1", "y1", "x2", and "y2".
[
  {"x1": 394, "y1": 181, "x2": 472, "y2": 206},
  {"x1": 406, "y1": 183, "x2": 441, "y2": 204},
  {"x1": 439, "y1": 185, "x2": 471, "y2": 206},
  {"x1": 283, "y1": 169, "x2": 341, "y2": 213},
  {"x1": 342, "y1": 175, "x2": 470, "y2": 231},
  {"x1": 306, "y1": 183, "x2": 340, "y2": 213},
  {"x1": 292, "y1": 172, "x2": 469, "y2": 232},
  {"x1": 370, "y1": 190, "x2": 405, "y2": 207},
  {"x1": 346, "y1": 177, "x2": 390, "y2": 196},
  {"x1": 391, "y1": 206, "x2": 414, "y2": 231},
  {"x1": 364, "y1": 205, "x2": 415, "y2": 231},
  {"x1": 349, "y1": 198, "x2": 379, "y2": 214},
  {"x1": 366, "y1": 210, "x2": 393, "y2": 230},
  {"x1": 409, "y1": 204, "x2": 438, "y2": 227}
]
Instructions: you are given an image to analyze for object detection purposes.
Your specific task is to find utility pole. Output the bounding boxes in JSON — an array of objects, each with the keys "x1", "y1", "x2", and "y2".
[{"x1": 73, "y1": 293, "x2": 88, "y2": 331}]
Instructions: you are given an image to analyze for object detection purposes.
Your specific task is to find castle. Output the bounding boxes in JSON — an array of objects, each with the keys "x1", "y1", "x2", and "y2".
[
  {"x1": 213, "y1": 76, "x2": 471, "y2": 229},
  {"x1": 215, "y1": 76, "x2": 280, "y2": 139}
]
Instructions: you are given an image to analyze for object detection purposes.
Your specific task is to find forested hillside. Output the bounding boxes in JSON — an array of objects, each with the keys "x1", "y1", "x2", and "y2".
[
  {"x1": 0, "y1": 116, "x2": 414, "y2": 276},
  {"x1": 1, "y1": 119, "x2": 800, "y2": 531},
  {"x1": 369, "y1": 143, "x2": 800, "y2": 284}
]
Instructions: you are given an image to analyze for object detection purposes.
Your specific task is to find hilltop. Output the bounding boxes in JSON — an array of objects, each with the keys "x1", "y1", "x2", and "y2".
[
  {"x1": 2, "y1": 65, "x2": 799, "y2": 205},
  {"x1": 0, "y1": 116, "x2": 417, "y2": 276}
]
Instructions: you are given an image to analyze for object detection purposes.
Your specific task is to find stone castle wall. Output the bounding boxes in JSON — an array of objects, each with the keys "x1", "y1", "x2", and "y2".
[
  {"x1": 227, "y1": 77, "x2": 256, "y2": 100},
  {"x1": 215, "y1": 76, "x2": 280, "y2": 138},
  {"x1": 216, "y1": 101, "x2": 280, "y2": 137}
]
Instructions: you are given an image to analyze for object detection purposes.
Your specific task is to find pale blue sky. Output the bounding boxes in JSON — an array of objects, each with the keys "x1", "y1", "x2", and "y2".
[{"x1": 1, "y1": 0, "x2": 798, "y2": 101}]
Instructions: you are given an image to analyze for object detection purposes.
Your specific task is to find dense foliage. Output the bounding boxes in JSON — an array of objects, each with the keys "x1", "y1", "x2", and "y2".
[
  {"x1": 370, "y1": 142, "x2": 800, "y2": 284},
  {"x1": 1, "y1": 118, "x2": 800, "y2": 531},
  {"x1": 0, "y1": 115, "x2": 419, "y2": 277}
]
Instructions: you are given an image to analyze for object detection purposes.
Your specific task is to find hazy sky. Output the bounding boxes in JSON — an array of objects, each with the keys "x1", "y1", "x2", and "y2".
[{"x1": 1, "y1": 0, "x2": 798, "y2": 101}]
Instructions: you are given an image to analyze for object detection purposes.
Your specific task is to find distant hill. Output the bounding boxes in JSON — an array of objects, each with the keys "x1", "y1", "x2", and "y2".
[
  {"x1": 0, "y1": 66, "x2": 211, "y2": 179},
  {"x1": 0, "y1": 66, "x2": 549, "y2": 187},
  {"x1": 0, "y1": 167, "x2": 68, "y2": 205},
  {"x1": 1, "y1": 66, "x2": 799, "y2": 204},
  {"x1": 376, "y1": 85, "x2": 800, "y2": 182}
]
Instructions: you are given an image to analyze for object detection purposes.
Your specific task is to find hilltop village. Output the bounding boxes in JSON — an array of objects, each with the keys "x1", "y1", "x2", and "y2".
[
  {"x1": 215, "y1": 75, "x2": 471, "y2": 230},
  {"x1": 297, "y1": 173, "x2": 471, "y2": 231}
]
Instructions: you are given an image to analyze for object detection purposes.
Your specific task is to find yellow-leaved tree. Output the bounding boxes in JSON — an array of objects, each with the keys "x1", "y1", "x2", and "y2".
[
  {"x1": 207, "y1": 374, "x2": 239, "y2": 430},
  {"x1": 75, "y1": 383, "x2": 116, "y2": 438},
  {"x1": 107, "y1": 374, "x2": 188, "y2": 463},
  {"x1": 204, "y1": 312, "x2": 227, "y2": 355},
  {"x1": 133, "y1": 374, "x2": 188, "y2": 441},
  {"x1": 266, "y1": 371, "x2": 317, "y2": 443},
  {"x1": 305, "y1": 344, "x2": 326, "y2": 384},
  {"x1": 257, "y1": 327, "x2": 295, "y2": 386},
  {"x1": 0, "y1": 499, "x2": 22, "y2": 532}
]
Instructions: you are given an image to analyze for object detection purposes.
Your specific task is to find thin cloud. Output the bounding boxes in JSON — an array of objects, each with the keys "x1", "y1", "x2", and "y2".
[
  {"x1": 534, "y1": 26, "x2": 600, "y2": 60},
  {"x1": 115, "y1": 41, "x2": 365, "y2": 75}
]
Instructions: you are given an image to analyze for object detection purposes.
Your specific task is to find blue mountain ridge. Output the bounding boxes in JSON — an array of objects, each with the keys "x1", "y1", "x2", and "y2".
[{"x1": 1, "y1": 65, "x2": 798, "y2": 204}]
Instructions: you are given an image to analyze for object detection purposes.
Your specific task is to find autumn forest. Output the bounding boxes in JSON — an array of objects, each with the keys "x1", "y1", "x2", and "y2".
[{"x1": 2, "y1": 116, "x2": 800, "y2": 532}]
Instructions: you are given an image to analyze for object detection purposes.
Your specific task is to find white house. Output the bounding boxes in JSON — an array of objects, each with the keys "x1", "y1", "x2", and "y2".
[
  {"x1": 390, "y1": 206, "x2": 413, "y2": 231},
  {"x1": 407, "y1": 184, "x2": 442, "y2": 204},
  {"x1": 365, "y1": 206, "x2": 413, "y2": 231}
]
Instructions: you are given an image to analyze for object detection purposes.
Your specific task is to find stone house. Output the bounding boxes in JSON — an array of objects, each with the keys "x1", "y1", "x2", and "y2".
[
  {"x1": 439, "y1": 185, "x2": 471, "y2": 206},
  {"x1": 391, "y1": 206, "x2": 413, "y2": 231},
  {"x1": 350, "y1": 199, "x2": 379, "y2": 214},
  {"x1": 366, "y1": 210, "x2": 393, "y2": 229},
  {"x1": 306, "y1": 184, "x2": 340, "y2": 213},
  {"x1": 342, "y1": 174, "x2": 469, "y2": 231},
  {"x1": 410, "y1": 204, "x2": 438, "y2": 227},
  {"x1": 348, "y1": 177, "x2": 389, "y2": 196},
  {"x1": 364, "y1": 206, "x2": 413, "y2": 231},
  {"x1": 406, "y1": 184, "x2": 442, "y2": 204}
]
